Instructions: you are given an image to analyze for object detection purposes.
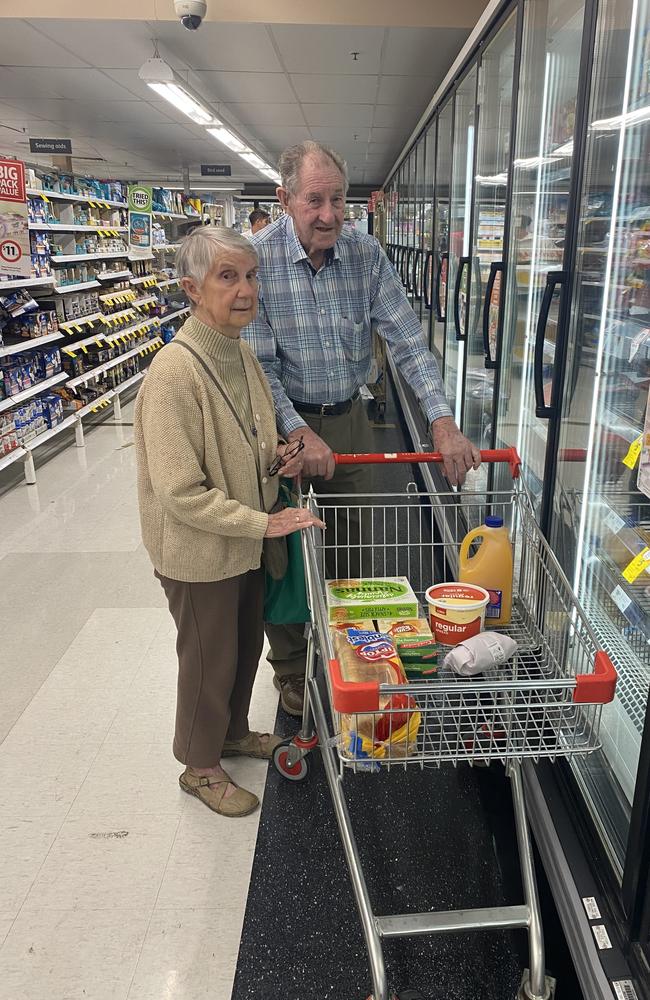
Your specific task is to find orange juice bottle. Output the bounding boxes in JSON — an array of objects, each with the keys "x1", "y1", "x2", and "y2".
[{"x1": 458, "y1": 515, "x2": 513, "y2": 626}]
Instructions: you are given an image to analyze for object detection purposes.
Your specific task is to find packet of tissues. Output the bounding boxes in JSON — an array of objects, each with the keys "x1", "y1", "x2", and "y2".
[{"x1": 443, "y1": 632, "x2": 518, "y2": 677}]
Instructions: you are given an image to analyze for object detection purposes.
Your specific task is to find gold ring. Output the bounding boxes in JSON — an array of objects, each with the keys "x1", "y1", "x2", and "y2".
[{"x1": 296, "y1": 514, "x2": 300, "y2": 522}]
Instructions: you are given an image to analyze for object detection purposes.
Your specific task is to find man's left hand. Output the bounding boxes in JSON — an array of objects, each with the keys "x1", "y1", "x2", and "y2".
[{"x1": 430, "y1": 416, "x2": 481, "y2": 486}]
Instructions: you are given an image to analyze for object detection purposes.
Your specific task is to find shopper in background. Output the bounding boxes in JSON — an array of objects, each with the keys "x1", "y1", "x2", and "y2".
[
  {"x1": 134, "y1": 226, "x2": 323, "y2": 816},
  {"x1": 243, "y1": 140, "x2": 480, "y2": 716},
  {"x1": 249, "y1": 208, "x2": 271, "y2": 234}
]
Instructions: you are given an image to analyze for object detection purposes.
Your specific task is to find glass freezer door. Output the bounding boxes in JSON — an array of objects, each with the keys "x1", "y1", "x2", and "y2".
[
  {"x1": 462, "y1": 12, "x2": 518, "y2": 471},
  {"x1": 432, "y1": 102, "x2": 453, "y2": 365},
  {"x1": 445, "y1": 65, "x2": 478, "y2": 422},
  {"x1": 495, "y1": 0, "x2": 587, "y2": 511},
  {"x1": 549, "y1": 0, "x2": 650, "y2": 878}
]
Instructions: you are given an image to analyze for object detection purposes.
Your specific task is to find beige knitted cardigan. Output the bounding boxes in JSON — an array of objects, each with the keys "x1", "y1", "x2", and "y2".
[{"x1": 134, "y1": 315, "x2": 279, "y2": 583}]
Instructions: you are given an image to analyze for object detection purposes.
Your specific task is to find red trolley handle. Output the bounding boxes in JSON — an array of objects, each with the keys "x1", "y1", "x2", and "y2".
[{"x1": 333, "y1": 447, "x2": 522, "y2": 480}]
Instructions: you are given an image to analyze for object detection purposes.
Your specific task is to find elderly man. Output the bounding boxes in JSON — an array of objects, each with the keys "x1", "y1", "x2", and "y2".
[{"x1": 243, "y1": 140, "x2": 479, "y2": 716}]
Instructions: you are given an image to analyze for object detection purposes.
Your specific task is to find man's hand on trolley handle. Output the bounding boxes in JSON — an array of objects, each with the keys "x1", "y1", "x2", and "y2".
[
  {"x1": 430, "y1": 416, "x2": 481, "y2": 487},
  {"x1": 287, "y1": 425, "x2": 336, "y2": 480}
]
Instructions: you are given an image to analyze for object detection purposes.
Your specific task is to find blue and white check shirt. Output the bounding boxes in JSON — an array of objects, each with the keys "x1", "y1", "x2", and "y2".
[{"x1": 242, "y1": 214, "x2": 452, "y2": 437}]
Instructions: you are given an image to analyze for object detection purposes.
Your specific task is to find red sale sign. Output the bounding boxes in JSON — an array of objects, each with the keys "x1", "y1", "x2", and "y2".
[{"x1": 0, "y1": 158, "x2": 30, "y2": 278}]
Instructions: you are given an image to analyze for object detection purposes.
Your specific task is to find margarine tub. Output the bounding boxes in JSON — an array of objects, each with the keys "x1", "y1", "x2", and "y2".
[{"x1": 425, "y1": 583, "x2": 490, "y2": 645}]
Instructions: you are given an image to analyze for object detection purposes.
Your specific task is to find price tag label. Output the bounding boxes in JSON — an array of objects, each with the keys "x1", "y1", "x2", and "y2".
[
  {"x1": 613, "y1": 981, "x2": 639, "y2": 1000},
  {"x1": 623, "y1": 435, "x2": 643, "y2": 469},
  {"x1": 604, "y1": 509, "x2": 626, "y2": 535},
  {"x1": 592, "y1": 924, "x2": 612, "y2": 950},
  {"x1": 622, "y1": 547, "x2": 650, "y2": 583},
  {"x1": 611, "y1": 585, "x2": 632, "y2": 613},
  {"x1": 582, "y1": 896, "x2": 601, "y2": 920}
]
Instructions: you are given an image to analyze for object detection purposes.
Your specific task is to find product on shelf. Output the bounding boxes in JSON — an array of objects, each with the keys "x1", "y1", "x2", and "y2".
[
  {"x1": 3, "y1": 310, "x2": 59, "y2": 340},
  {"x1": 325, "y1": 577, "x2": 419, "y2": 623}
]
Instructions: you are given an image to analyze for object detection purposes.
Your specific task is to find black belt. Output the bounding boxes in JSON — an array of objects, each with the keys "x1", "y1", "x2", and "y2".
[{"x1": 292, "y1": 391, "x2": 359, "y2": 416}]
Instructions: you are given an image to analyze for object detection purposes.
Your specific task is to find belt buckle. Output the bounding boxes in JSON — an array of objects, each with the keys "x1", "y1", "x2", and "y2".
[{"x1": 320, "y1": 402, "x2": 334, "y2": 416}]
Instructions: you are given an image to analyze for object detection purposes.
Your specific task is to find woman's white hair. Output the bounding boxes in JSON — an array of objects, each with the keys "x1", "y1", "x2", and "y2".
[{"x1": 176, "y1": 225, "x2": 258, "y2": 287}]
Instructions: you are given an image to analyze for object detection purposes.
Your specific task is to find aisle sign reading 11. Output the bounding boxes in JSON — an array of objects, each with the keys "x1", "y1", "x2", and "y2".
[{"x1": 0, "y1": 158, "x2": 30, "y2": 278}]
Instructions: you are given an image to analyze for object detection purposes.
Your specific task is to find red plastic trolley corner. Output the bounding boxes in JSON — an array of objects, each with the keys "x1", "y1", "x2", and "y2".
[
  {"x1": 329, "y1": 658, "x2": 380, "y2": 714},
  {"x1": 573, "y1": 651, "x2": 618, "y2": 704}
]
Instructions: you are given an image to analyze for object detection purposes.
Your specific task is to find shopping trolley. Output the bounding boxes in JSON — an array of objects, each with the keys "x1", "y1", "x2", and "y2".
[{"x1": 272, "y1": 449, "x2": 618, "y2": 1000}]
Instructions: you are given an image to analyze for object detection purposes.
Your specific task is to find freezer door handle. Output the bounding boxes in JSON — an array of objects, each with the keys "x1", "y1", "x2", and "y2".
[
  {"x1": 534, "y1": 270, "x2": 567, "y2": 418},
  {"x1": 454, "y1": 255, "x2": 471, "y2": 341},
  {"x1": 435, "y1": 251, "x2": 448, "y2": 321},
  {"x1": 483, "y1": 261, "x2": 504, "y2": 370},
  {"x1": 412, "y1": 248, "x2": 423, "y2": 300},
  {"x1": 423, "y1": 250, "x2": 433, "y2": 309},
  {"x1": 405, "y1": 247, "x2": 416, "y2": 293}
]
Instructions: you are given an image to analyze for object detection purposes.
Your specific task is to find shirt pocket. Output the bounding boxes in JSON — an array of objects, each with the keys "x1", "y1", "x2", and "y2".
[{"x1": 338, "y1": 316, "x2": 366, "y2": 363}]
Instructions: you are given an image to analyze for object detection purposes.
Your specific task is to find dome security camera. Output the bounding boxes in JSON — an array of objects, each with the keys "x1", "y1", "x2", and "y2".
[{"x1": 174, "y1": 0, "x2": 207, "y2": 30}]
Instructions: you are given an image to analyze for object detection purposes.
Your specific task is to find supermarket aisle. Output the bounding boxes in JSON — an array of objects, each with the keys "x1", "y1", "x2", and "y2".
[{"x1": 0, "y1": 402, "x2": 280, "y2": 1000}]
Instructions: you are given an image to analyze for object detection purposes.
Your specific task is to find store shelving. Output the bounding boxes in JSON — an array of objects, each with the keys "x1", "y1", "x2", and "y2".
[
  {"x1": 0, "y1": 277, "x2": 55, "y2": 291},
  {"x1": 102, "y1": 319, "x2": 158, "y2": 345},
  {"x1": 0, "y1": 372, "x2": 68, "y2": 414},
  {"x1": 27, "y1": 189, "x2": 128, "y2": 210},
  {"x1": 50, "y1": 251, "x2": 128, "y2": 264},
  {"x1": 160, "y1": 306, "x2": 190, "y2": 324},
  {"x1": 153, "y1": 211, "x2": 187, "y2": 221},
  {"x1": 156, "y1": 277, "x2": 180, "y2": 289},
  {"x1": 54, "y1": 280, "x2": 101, "y2": 294},
  {"x1": 0, "y1": 331, "x2": 64, "y2": 358},
  {"x1": 66, "y1": 338, "x2": 162, "y2": 388},
  {"x1": 0, "y1": 446, "x2": 27, "y2": 473},
  {"x1": 29, "y1": 224, "x2": 128, "y2": 234},
  {"x1": 96, "y1": 270, "x2": 133, "y2": 282},
  {"x1": 129, "y1": 275, "x2": 159, "y2": 287},
  {"x1": 58, "y1": 314, "x2": 103, "y2": 332},
  {"x1": 23, "y1": 413, "x2": 78, "y2": 452},
  {"x1": 153, "y1": 243, "x2": 181, "y2": 252}
]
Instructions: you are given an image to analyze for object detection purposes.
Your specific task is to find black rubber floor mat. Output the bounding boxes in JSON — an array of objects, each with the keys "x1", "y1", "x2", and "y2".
[{"x1": 231, "y1": 709, "x2": 525, "y2": 1000}]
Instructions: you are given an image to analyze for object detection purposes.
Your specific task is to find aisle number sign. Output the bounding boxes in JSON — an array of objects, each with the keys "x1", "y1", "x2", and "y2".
[
  {"x1": 0, "y1": 158, "x2": 30, "y2": 278},
  {"x1": 128, "y1": 185, "x2": 152, "y2": 254}
]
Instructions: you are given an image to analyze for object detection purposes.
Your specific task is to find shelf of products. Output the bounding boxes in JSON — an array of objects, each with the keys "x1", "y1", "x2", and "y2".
[
  {"x1": 54, "y1": 281, "x2": 101, "y2": 294},
  {"x1": 0, "y1": 446, "x2": 27, "y2": 472},
  {"x1": 29, "y1": 224, "x2": 128, "y2": 234},
  {"x1": 27, "y1": 188, "x2": 128, "y2": 210},
  {"x1": 160, "y1": 306, "x2": 190, "y2": 324},
  {"x1": 0, "y1": 277, "x2": 55, "y2": 291},
  {"x1": 0, "y1": 331, "x2": 64, "y2": 359},
  {"x1": 50, "y1": 251, "x2": 128, "y2": 264},
  {"x1": 66, "y1": 338, "x2": 162, "y2": 388},
  {"x1": 0, "y1": 371, "x2": 68, "y2": 414}
]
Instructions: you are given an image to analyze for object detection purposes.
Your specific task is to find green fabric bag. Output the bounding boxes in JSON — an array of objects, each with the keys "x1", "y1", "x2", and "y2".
[{"x1": 264, "y1": 481, "x2": 310, "y2": 625}]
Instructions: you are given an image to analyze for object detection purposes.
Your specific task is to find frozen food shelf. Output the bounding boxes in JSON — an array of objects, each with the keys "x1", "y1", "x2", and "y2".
[
  {"x1": 50, "y1": 251, "x2": 128, "y2": 264},
  {"x1": 67, "y1": 338, "x2": 162, "y2": 387},
  {"x1": 27, "y1": 189, "x2": 128, "y2": 210},
  {"x1": 23, "y1": 413, "x2": 78, "y2": 451},
  {"x1": 160, "y1": 306, "x2": 190, "y2": 324},
  {"x1": 29, "y1": 223, "x2": 128, "y2": 233},
  {"x1": 0, "y1": 277, "x2": 55, "y2": 290},
  {"x1": 0, "y1": 372, "x2": 69, "y2": 413},
  {"x1": 0, "y1": 331, "x2": 64, "y2": 358},
  {"x1": 0, "y1": 446, "x2": 27, "y2": 472},
  {"x1": 54, "y1": 281, "x2": 101, "y2": 294}
]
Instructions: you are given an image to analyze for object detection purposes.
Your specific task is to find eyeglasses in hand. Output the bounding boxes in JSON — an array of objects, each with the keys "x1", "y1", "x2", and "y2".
[{"x1": 268, "y1": 436, "x2": 305, "y2": 477}]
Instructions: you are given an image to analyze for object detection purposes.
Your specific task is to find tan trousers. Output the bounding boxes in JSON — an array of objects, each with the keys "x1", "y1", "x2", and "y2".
[
  {"x1": 266, "y1": 397, "x2": 374, "y2": 679},
  {"x1": 157, "y1": 568, "x2": 264, "y2": 767}
]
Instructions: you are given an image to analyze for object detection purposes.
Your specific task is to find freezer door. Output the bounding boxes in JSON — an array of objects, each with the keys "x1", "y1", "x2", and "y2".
[
  {"x1": 432, "y1": 100, "x2": 453, "y2": 368},
  {"x1": 494, "y1": 0, "x2": 588, "y2": 512},
  {"x1": 422, "y1": 122, "x2": 436, "y2": 351},
  {"x1": 445, "y1": 64, "x2": 479, "y2": 423},
  {"x1": 549, "y1": 0, "x2": 650, "y2": 878},
  {"x1": 462, "y1": 12, "x2": 518, "y2": 477}
]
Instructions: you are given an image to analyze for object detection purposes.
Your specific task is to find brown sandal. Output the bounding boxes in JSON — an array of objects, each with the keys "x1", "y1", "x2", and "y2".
[{"x1": 179, "y1": 769, "x2": 259, "y2": 817}]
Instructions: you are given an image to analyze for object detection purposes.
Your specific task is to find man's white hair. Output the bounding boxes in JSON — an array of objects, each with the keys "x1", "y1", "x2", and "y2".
[{"x1": 278, "y1": 140, "x2": 349, "y2": 196}]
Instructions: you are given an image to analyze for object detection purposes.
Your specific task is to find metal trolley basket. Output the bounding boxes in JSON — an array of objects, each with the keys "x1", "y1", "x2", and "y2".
[{"x1": 272, "y1": 449, "x2": 617, "y2": 1000}]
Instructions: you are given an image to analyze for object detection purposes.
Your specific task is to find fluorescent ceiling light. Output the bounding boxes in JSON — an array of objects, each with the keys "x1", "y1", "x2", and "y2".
[
  {"x1": 206, "y1": 126, "x2": 250, "y2": 154},
  {"x1": 590, "y1": 104, "x2": 650, "y2": 131},
  {"x1": 140, "y1": 57, "x2": 214, "y2": 126},
  {"x1": 240, "y1": 152, "x2": 266, "y2": 170}
]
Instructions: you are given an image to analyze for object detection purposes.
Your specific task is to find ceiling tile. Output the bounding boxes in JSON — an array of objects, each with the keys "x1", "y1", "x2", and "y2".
[
  {"x1": 223, "y1": 103, "x2": 305, "y2": 127},
  {"x1": 193, "y1": 71, "x2": 294, "y2": 104},
  {"x1": 377, "y1": 75, "x2": 437, "y2": 106},
  {"x1": 373, "y1": 104, "x2": 423, "y2": 128},
  {"x1": 0, "y1": 20, "x2": 88, "y2": 68},
  {"x1": 291, "y1": 75, "x2": 378, "y2": 104},
  {"x1": 30, "y1": 19, "x2": 159, "y2": 70},
  {"x1": 0, "y1": 67, "x2": 137, "y2": 102},
  {"x1": 270, "y1": 25, "x2": 384, "y2": 74},
  {"x1": 249, "y1": 125, "x2": 311, "y2": 152},
  {"x1": 382, "y1": 27, "x2": 469, "y2": 76},
  {"x1": 153, "y1": 22, "x2": 283, "y2": 73},
  {"x1": 302, "y1": 104, "x2": 374, "y2": 128}
]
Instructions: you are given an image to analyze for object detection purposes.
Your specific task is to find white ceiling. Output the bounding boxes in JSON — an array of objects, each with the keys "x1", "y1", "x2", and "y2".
[{"x1": 0, "y1": 16, "x2": 483, "y2": 189}]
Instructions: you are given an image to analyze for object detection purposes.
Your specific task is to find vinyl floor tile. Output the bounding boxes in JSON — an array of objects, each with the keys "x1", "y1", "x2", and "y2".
[{"x1": 0, "y1": 907, "x2": 150, "y2": 1000}]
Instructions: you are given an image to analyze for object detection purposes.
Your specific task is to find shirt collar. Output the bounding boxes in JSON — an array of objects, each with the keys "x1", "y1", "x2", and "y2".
[{"x1": 284, "y1": 214, "x2": 341, "y2": 267}]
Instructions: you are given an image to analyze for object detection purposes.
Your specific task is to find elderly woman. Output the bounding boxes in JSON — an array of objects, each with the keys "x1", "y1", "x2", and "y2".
[{"x1": 134, "y1": 226, "x2": 324, "y2": 818}]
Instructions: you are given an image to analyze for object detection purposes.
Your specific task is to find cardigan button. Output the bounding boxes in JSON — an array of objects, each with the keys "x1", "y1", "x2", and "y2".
[
  {"x1": 262, "y1": 476, "x2": 268, "y2": 484},
  {"x1": 255, "y1": 413, "x2": 260, "y2": 421},
  {"x1": 261, "y1": 441, "x2": 266, "y2": 449}
]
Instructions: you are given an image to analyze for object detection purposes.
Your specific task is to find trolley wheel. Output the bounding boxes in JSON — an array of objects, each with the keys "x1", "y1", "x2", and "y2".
[{"x1": 273, "y1": 740, "x2": 309, "y2": 781}]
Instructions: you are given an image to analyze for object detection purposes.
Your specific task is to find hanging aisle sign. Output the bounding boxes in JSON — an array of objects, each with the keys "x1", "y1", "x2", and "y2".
[
  {"x1": 0, "y1": 158, "x2": 30, "y2": 278},
  {"x1": 128, "y1": 185, "x2": 153, "y2": 254}
]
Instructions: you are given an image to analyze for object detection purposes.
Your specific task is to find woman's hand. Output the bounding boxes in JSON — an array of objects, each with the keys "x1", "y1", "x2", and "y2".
[
  {"x1": 273, "y1": 440, "x2": 304, "y2": 480},
  {"x1": 265, "y1": 507, "x2": 326, "y2": 538}
]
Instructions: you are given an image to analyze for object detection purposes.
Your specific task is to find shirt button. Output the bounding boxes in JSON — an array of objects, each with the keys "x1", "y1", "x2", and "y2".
[
  {"x1": 262, "y1": 476, "x2": 268, "y2": 484},
  {"x1": 255, "y1": 413, "x2": 260, "y2": 421},
  {"x1": 320, "y1": 308, "x2": 325, "y2": 315},
  {"x1": 261, "y1": 441, "x2": 266, "y2": 449},
  {"x1": 325, "y1": 342, "x2": 330, "y2": 347}
]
